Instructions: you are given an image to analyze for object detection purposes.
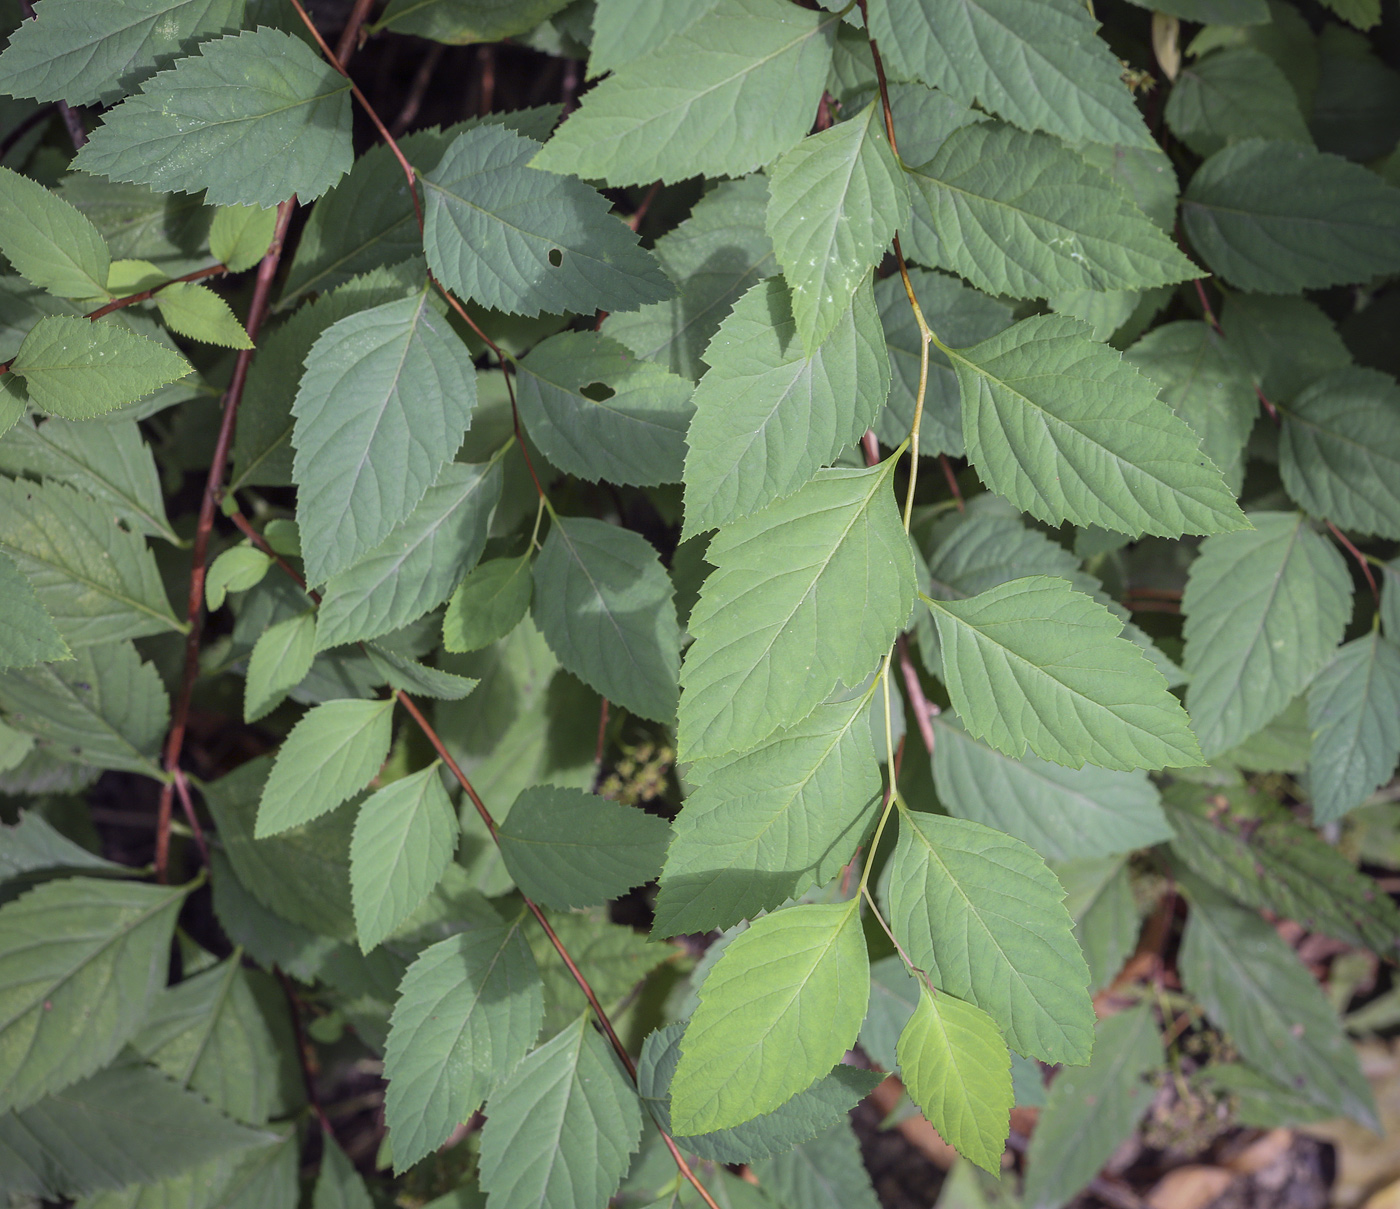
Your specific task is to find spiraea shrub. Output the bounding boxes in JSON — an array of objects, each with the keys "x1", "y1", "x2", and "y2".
[{"x1": 0, "y1": 0, "x2": 1398, "y2": 1205}]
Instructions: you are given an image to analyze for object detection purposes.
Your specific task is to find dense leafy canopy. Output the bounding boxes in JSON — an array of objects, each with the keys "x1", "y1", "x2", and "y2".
[{"x1": 0, "y1": 0, "x2": 1396, "y2": 1205}]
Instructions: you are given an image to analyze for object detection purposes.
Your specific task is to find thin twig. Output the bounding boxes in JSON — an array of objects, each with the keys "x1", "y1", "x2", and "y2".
[
  {"x1": 938, "y1": 453, "x2": 964, "y2": 511},
  {"x1": 277, "y1": 970, "x2": 338, "y2": 1136},
  {"x1": 627, "y1": 181, "x2": 663, "y2": 233},
  {"x1": 0, "y1": 261, "x2": 229, "y2": 375},
  {"x1": 1194, "y1": 278, "x2": 1279, "y2": 423},
  {"x1": 0, "y1": 102, "x2": 57, "y2": 162},
  {"x1": 896, "y1": 636, "x2": 936, "y2": 755},
  {"x1": 171, "y1": 768, "x2": 210, "y2": 864},
  {"x1": 390, "y1": 42, "x2": 444, "y2": 135},
  {"x1": 334, "y1": 0, "x2": 379, "y2": 62},
  {"x1": 1327, "y1": 520, "x2": 1380, "y2": 599},
  {"x1": 153, "y1": 201, "x2": 294, "y2": 881}
]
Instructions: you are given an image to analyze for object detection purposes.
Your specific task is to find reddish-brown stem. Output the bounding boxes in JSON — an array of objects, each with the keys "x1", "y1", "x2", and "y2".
[
  {"x1": 334, "y1": 0, "x2": 379, "y2": 62},
  {"x1": 153, "y1": 200, "x2": 294, "y2": 881},
  {"x1": 0, "y1": 261, "x2": 229, "y2": 376},
  {"x1": 595, "y1": 698, "x2": 610, "y2": 767},
  {"x1": 1194, "y1": 278, "x2": 1280, "y2": 424},
  {"x1": 1326, "y1": 520, "x2": 1380, "y2": 599},
  {"x1": 861, "y1": 429, "x2": 880, "y2": 465},
  {"x1": 939, "y1": 453, "x2": 964, "y2": 511},
  {"x1": 171, "y1": 768, "x2": 210, "y2": 864},
  {"x1": 475, "y1": 45, "x2": 496, "y2": 116},
  {"x1": 627, "y1": 181, "x2": 663, "y2": 233},
  {"x1": 391, "y1": 42, "x2": 444, "y2": 135},
  {"x1": 896, "y1": 636, "x2": 936, "y2": 755}
]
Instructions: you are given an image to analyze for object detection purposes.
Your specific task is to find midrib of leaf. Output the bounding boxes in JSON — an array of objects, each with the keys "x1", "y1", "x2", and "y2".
[
  {"x1": 1182, "y1": 195, "x2": 1384, "y2": 236},
  {"x1": 0, "y1": 886, "x2": 182, "y2": 1034},
  {"x1": 601, "y1": 8, "x2": 842, "y2": 137},
  {"x1": 346, "y1": 293, "x2": 428, "y2": 489},
  {"x1": 14, "y1": 669, "x2": 163, "y2": 770},
  {"x1": 1206, "y1": 514, "x2": 1303, "y2": 674},
  {"x1": 6, "y1": 531, "x2": 183, "y2": 630},
  {"x1": 693, "y1": 692, "x2": 872, "y2": 851},
  {"x1": 22, "y1": 426, "x2": 177, "y2": 543},
  {"x1": 1281, "y1": 403, "x2": 1400, "y2": 473},
  {"x1": 717, "y1": 462, "x2": 894, "y2": 674},
  {"x1": 721, "y1": 906, "x2": 855, "y2": 1040},
  {"x1": 175, "y1": 954, "x2": 241, "y2": 1088},
  {"x1": 170, "y1": 81, "x2": 353, "y2": 131},
  {"x1": 900, "y1": 812, "x2": 1045, "y2": 1010},
  {"x1": 553, "y1": 522, "x2": 652, "y2": 682},
  {"x1": 944, "y1": 344, "x2": 1217, "y2": 520},
  {"x1": 924, "y1": 591, "x2": 1163, "y2": 748},
  {"x1": 278, "y1": 213, "x2": 417, "y2": 308}
]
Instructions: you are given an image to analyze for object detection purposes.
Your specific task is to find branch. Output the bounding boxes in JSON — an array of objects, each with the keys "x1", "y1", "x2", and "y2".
[{"x1": 153, "y1": 201, "x2": 294, "y2": 881}]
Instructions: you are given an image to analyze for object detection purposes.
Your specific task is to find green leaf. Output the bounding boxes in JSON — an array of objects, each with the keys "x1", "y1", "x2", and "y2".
[
  {"x1": 314, "y1": 1141, "x2": 373, "y2": 1209},
  {"x1": 244, "y1": 610, "x2": 317, "y2": 723},
  {"x1": 751, "y1": 1123, "x2": 881, "y2": 1209},
  {"x1": 514, "y1": 331, "x2": 694, "y2": 487},
  {"x1": 154, "y1": 282, "x2": 252, "y2": 349},
  {"x1": 682, "y1": 276, "x2": 889, "y2": 538},
  {"x1": 0, "y1": 550, "x2": 68, "y2": 669},
  {"x1": 925, "y1": 577, "x2": 1202, "y2": 771},
  {"x1": 531, "y1": 516, "x2": 681, "y2": 724},
  {"x1": 670, "y1": 902, "x2": 868, "y2": 1134},
  {"x1": 905, "y1": 125, "x2": 1194, "y2": 300},
  {"x1": 372, "y1": 0, "x2": 572, "y2": 42},
  {"x1": 679, "y1": 460, "x2": 914, "y2": 762},
  {"x1": 363, "y1": 645, "x2": 479, "y2": 701},
  {"x1": 210, "y1": 203, "x2": 279, "y2": 274},
  {"x1": 0, "y1": 166, "x2": 111, "y2": 300},
  {"x1": 897, "y1": 985, "x2": 1012, "y2": 1175},
  {"x1": 423, "y1": 124, "x2": 671, "y2": 318},
  {"x1": 873, "y1": 268, "x2": 1013, "y2": 458},
  {"x1": 654, "y1": 695, "x2": 880, "y2": 936},
  {"x1": 932, "y1": 715, "x2": 1172, "y2": 861},
  {"x1": 1308, "y1": 632, "x2": 1400, "y2": 823},
  {"x1": 205, "y1": 758, "x2": 356, "y2": 940},
  {"x1": 1165, "y1": 49, "x2": 1311, "y2": 157},
  {"x1": 383, "y1": 910, "x2": 543, "y2": 1169},
  {"x1": 588, "y1": 0, "x2": 720, "y2": 76},
  {"x1": 531, "y1": 0, "x2": 838, "y2": 187},
  {"x1": 0, "y1": 639, "x2": 168, "y2": 775},
  {"x1": 233, "y1": 263, "x2": 425, "y2": 491},
  {"x1": 1053, "y1": 856, "x2": 1138, "y2": 992},
  {"x1": 73, "y1": 1129, "x2": 300, "y2": 1209},
  {"x1": 0, "y1": 0, "x2": 245, "y2": 107},
  {"x1": 351, "y1": 764, "x2": 458, "y2": 952},
  {"x1": 1124, "y1": 321, "x2": 1258, "y2": 494},
  {"x1": 1181, "y1": 139, "x2": 1400, "y2": 292},
  {"x1": 767, "y1": 101, "x2": 908, "y2": 353},
  {"x1": 314, "y1": 461, "x2": 502, "y2": 651},
  {"x1": 206, "y1": 546, "x2": 271, "y2": 611},
  {"x1": 1179, "y1": 878, "x2": 1378, "y2": 1129},
  {"x1": 443, "y1": 555, "x2": 533, "y2": 654},
  {"x1": 602, "y1": 174, "x2": 774, "y2": 381},
  {"x1": 1221, "y1": 294, "x2": 1351, "y2": 407},
  {"x1": 866, "y1": 0, "x2": 1154, "y2": 148},
  {"x1": 1319, "y1": 0, "x2": 1381, "y2": 29},
  {"x1": 949, "y1": 315, "x2": 1247, "y2": 538},
  {"x1": 256, "y1": 698, "x2": 395, "y2": 837},
  {"x1": 1279, "y1": 367, "x2": 1400, "y2": 539},
  {"x1": 131, "y1": 957, "x2": 298, "y2": 1125},
  {"x1": 477, "y1": 1013, "x2": 643, "y2": 1209},
  {"x1": 1021, "y1": 1005, "x2": 1163, "y2": 1209},
  {"x1": 12, "y1": 316, "x2": 191, "y2": 420},
  {"x1": 292, "y1": 291, "x2": 480, "y2": 587},
  {"x1": 887, "y1": 809, "x2": 1093, "y2": 1065},
  {"x1": 497, "y1": 785, "x2": 671, "y2": 911},
  {"x1": 1183, "y1": 513, "x2": 1352, "y2": 757},
  {"x1": 638, "y1": 1021, "x2": 882, "y2": 1164},
  {"x1": 0, "y1": 810, "x2": 120, "y2": 880},
  {"x1": 1162, "y1": 784, "x2": 1400, "y2": 955},
  {"x1": 73, "y1": 28, "x2": 353, "y2": 207},
  {"x1": 0, "y1": 415, "x2": 177, "y2": 544},
  {"x1": 0, "y1": 876, "x2": 189, "y2": 1113},
  {"x1": 0, "y1": 1057, "x2": 276, "y2": 1201}
]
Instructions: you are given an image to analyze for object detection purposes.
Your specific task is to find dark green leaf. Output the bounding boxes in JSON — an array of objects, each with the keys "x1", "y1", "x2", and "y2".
[
  {"x1": 0, "y1": 550, "x2": 68, "y2": 669},
  {"x1": 443, "y1": 555, "x2": 533, "y2": 654},
  {"x1": 1307, "y1": 631, "x2": 1400, "y2": 823}
]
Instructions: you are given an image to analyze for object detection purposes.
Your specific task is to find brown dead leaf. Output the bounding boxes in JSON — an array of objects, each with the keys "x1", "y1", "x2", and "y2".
[{"x1": 1146, "y1": 1165, "x2": 1234, "y2": 1209}]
